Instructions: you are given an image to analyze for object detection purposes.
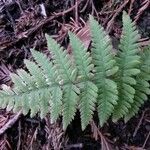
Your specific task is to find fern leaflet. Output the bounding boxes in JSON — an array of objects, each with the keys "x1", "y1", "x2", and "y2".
[
  {"x1": 125, "y1": 47, "x2": 150, "y2": 121},
  {"x1": 46, "y1": 35, "x2": 79, "y2": 129},
  {"x1": 112, "y1": 12, "x2": 141, "y2": 121},
  {"x1": 31, "y1": 50, "x2": 62, "y2": 122},
  {"x1": 89, "y1": 15, "x2": 118, "y2": 126},
  {"x1": 69, "y1": 32, "x2": 98, "y2": 130}
]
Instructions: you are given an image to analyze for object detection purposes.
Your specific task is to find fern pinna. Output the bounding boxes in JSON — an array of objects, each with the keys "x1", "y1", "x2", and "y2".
[
  {"x1": 112, "y1": 12, "x2": 141, "y2": 121},
  {"x1": 125, "y1": 47, "x2": 150, "y2": 121},
  {"x1": 0, "y1": 12, "x2": 149, "y2": 130},
  {"x1": 89, "y1": 16, "x2": 118, "y2": 126}
]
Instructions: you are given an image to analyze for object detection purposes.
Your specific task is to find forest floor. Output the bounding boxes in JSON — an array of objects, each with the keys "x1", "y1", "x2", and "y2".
[{"x1": 0, "y1": 0, "x2": 150, "y2": 149}]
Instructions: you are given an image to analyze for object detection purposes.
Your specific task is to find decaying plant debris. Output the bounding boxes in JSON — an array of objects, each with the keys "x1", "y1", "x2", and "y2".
[{"x1": 0, "y1": 0, "x2": 150, "y2": 149}]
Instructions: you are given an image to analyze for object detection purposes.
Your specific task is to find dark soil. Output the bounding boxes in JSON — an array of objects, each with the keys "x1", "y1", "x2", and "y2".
[{"x1": 0, "y1": 0, "x2": 150, "y2": 149}]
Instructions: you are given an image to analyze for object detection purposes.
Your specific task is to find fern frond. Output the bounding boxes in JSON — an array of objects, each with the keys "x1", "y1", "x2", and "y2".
[
  {"x1": 89, "y1": 15, "x2": 118, "y2": 126},
  {"x1": 31, "y1": 49, "x2": 62, "y2": 121},
  {"x1": 62, "y1": 84, "x2": 79, "y2": 130},
  {"x1": 29, "y1": 90, "x2": 40, "y2": 117},
  {"x1": 112, "y1": 12, "x2": 141, "y2": 121},
  {"x1": 0, "y1": 56, "x2": 57, "y2": 118},
  {"x1": 20, "y1": 59, "x2": 53, "y2": 117},
  {"x1": 31, "y1": 49, "x2": 57, "y2": 84},
  {"x1": 69, "y1": 32, "x2": 94, "y2": 78},
  {"x1": 10, "y1": 73, "x2": 28, "y2": 93},
  {"x1": 24, "y1": 60, "x2": 46, "y2": 87},
  {"x1": 69, "y1": 32, "x2": 98, "y2": 130},
  {"x1": 0, "y1": 13, "x2": 149, "y2": 130},
  {"x1": 79, "y1": 81, "x2": 98, "y2": 129},
  {"x1": 20, "y1": 93, "x2": 30, "y2": 115},
  {"x1": 125, "y1": 47, "x2": 150, "y2": 121},
  {"x1": 46, "y1": 35, "x2": 79, "y2": 127},
  {"x1": 45, "y1": 34, "x2": 77, "y2": 83},
  {"x1": 0, "y1": 86, "x2": 15, "y2": 111},
  {"x1": 38, "y1": 89, "x2": 51, "y2": 118},
  {"x1": 50, "y1": 86, "x2": 63, "y2": 122},
  {"x1": 17, "y1": 69, "x2": 36, "y2": 90}
]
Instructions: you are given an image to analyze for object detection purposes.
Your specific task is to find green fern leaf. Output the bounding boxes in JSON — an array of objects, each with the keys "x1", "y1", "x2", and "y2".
[
  {"x1": 6, "y1": 97, "x2": 14, "y2": 111},
  {"x1": 125, "y1": 47, "x2": 150, "y2": 121},
  {"x1": 17, "y1": 69, "x2": 36, "y2": 90},
  {"x1": 112, "y1": 11, "x2": 141, "y2": 121},
  {"x1": 62, "y1": 84, "x2": 79, "y2": 130},
  {"x1": 0, "y1": 13, "x2": 149, "y2": 131},
  {"x1": 46, "y1": 34, "x2": 79, "y2": 128},
  {"x1": 69, "y1": 32, "x2": 94, "y2": 78},
  {"x1": 10, "y1": 73, "x2": 28, "y2": 93},
  {"x1": 24, "y1": 60, "x2": 46, "y2": 87},
  {"x1": 31, "y1": 49, "x2": 57, "y2": 84},
  {"x1": 69, "y1": 32, "x2": 98, "y2": 130},
  {"x1": 89, "y1": 15, "x2": 118, "y2": 126},
  {"x1": 29, "y1": 91, "x2": 40, "y2": 117},
  {"x1": 50, "y1": 86, "x2": 63, "y2": 122},
  {"x1": 79, "y1": 81, "x2": 98, "y2": 130},
  {"x1": 21, "y1": 94, "x2": 30, "y2": 115},
  {"x1": 45, "y1": 34, "x2": 76, "y2": 83},
  {"x1": 0, "y1": 90, "x2": 10, "y2": 109},
  {"x1": 0, "y1": 86, "x2": 14, "y2": 111},
  {"x1": 31, "y1": 49, "x2": 62, "y2": 120},
  {"x1": 39, "y1": 89, "x2": 51, "y2": 119}
]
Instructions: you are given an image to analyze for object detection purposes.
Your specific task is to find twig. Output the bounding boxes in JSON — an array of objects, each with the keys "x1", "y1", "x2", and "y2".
[
  {"x1": 17, "y1": 120, "x2": 21, "y2": 150},
  {"x1": 53, "y1": 1, "x2": 81, "y2": 16},
  {"x1": 65, "y1": 143, "x2": 83, "y2": 149},
  {"x1": 134, "y1": 0, "x2": 150, "y2": 23},
  {"x1": 80, "y1": 0, "x2": 90, "y2": 12},
  {"x1": 80, "y1": 0, "x2": 98, "y2": 17},
  {"x1": 90, "y1": 0, "x2": 99, "y2": 17},
  {"x1": 29, "y1": 128, "x2": 38, "y2": 150},
  {"x1": 0, "y1": 110, "x2": 22, "y2": 135},
  {"x1": 128, "y1": 0, "x2": 136, "y2": 15},
  {"x1": 16, "y1": 0, "x2": 23, "y2": 13},
  {"x1": 75, "y1": 0, "x2": 79, "y2": 25},
  {"x1": 106, "y1": 0, "x2": 129, "y2": 33},
  {"x1": 5, "y1": 6, "x2": 15, "y2": 31},
  {"x1": 145, "y1": 119, "x2": 150, "y2": 123},
  {"x1": 139, "y1": 38, "x2": 150, "y2": 46},
  {"x1": 0, "y1": 2, "x2": 81, "y2": 50},
  {"x1": 133, "y1": 111, "x2": 145, "y2": 137},
  {"x1": 142, "y1": 131, "x2": 150, "y2": 148},
  {"x1": 91, "y1": 120, "x2": 112, "y2": 150}
]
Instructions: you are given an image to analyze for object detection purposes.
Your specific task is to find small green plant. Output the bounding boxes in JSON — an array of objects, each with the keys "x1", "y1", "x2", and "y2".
[{"x1": 0, "y1": 12, "x2": 149, "y2": 130}]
